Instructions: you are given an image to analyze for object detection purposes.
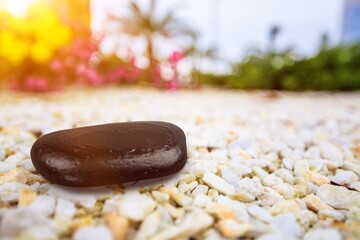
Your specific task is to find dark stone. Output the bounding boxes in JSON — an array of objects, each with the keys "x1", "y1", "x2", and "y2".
[{"x1": 31, "y1": 121, "x2": 187, "y2": 187}]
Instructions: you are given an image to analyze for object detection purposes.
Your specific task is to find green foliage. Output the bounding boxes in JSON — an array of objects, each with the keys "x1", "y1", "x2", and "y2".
[
  {"x1": 195, "y1": 71, "x2": 227, "y2": 86},
  {"x1": 208, "y1": 44, "x2": 360, "y2": 90}
]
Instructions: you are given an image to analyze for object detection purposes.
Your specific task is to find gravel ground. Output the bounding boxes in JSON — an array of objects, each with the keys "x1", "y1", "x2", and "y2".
[{"x1": 0, "y1": 87, "x2": 360, "y2": 240}]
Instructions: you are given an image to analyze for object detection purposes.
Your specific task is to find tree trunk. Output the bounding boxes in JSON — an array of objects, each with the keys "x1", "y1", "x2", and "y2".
[
  {"x1": 147, "y1": 36, "x2": 154, "y2": 82},
  {"x1": 191, "y1": 55, "x2": 198, "y2": 84}
]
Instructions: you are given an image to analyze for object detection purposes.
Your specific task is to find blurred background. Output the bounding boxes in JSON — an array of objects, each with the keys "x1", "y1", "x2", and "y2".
[{"x1": 0, "y1": 0, "x2": 359, "y2": 91}]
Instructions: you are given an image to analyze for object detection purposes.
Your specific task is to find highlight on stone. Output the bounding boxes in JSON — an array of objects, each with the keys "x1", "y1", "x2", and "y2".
[{"x1": 30, "y1": 121, "x2": 187, "y2": 187}]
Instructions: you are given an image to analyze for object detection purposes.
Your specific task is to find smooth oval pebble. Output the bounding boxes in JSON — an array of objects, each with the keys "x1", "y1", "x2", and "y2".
[{"x1": 31, "y1": 121, "x2": 187, "y2": 187}]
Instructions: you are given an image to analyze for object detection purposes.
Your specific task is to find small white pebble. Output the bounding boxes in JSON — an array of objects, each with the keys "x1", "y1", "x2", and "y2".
[
  {"x1": 120, "y1": 190, "x2": 156, "y2": 221},
  {"x1": 0, "y1": 208, "x2": 53, "y2": 237},
  {"x1": 247, "y1": 205, "x2": 273, "y2": 223},
  {"x1": 210, "y1": 149, "x2": 228, "y2": 161},
  {"x1": 134, "y1": 211, "x2": 161, "y2": 240},
  {"x1": 318, "y1": 209, "x2": 345, "y2": 221},
  {"x1": 4, "y1": 153, "x2": 26, "y2": 165},
  {"x1": 319, "y1": 142, "x2": 343, "y2": 167},
  {"x1": 172, "y1": 192, "x2": 192, "y2": 207},
  {"x1": 0, "y1": 161, "x2": 16, "y2": 173},
  {"x1": 47, "y1": 184, "x2": 112, "y2": 208},
  {"x1": 0, "y1": 149, "x2": 5, "y2": 161},
  {"x1": 272, "y1": 183, "x2": 295, "y2": 199},
  {"x1": 150, "y1": 210, "x2": 213, "y2": 240},
  {"x1": 151, "y1": 190, "x2": 170, "y2": 203},
  {"x1": 309, "y1": 159, "x2": 325, "y2": 172},
  {"x1": 217, "y1": 219, "x2": 253, "y2": 238},
  {"x1": 0, "y1": 182, "x2": 28, "y2": 202},
  {"x1": 21, "y1": 159, "x2": 36, "y2": 171},
  {"x1": 317, "y1": 184, "x2": 360, "y2": 210},
  {"x1": 21, "y1": 226, "x2": 57, "y2": 240},
  {"x1": 258, "y1": 187, "x2": 284, "y2": 207},
  {"x1": 73, "y1": 226, "x2": 112, "y2": 240},
  {"x1": 193, "y1": 194, "x2": 212, "y2": 208},
  {"x1": 350, "y1": 182, "x2": 360, "y2": 191},
  {"x1": 272, "y1": 213, "x2": 302, "y2": 238},
  {"x1": 218, "y1": 195, "x2": 249, "y2": 223},
  {"x1": 221, "y1": 167, "x2": 240, "y2": 187},
  {"x1": 270, "y1": 200, "x2": 300, "y2": 216},
  {"x1": 282, "y1": 158, "x2": 294, "y2": 170},
  {"x1": 304, "y1": 228, "x2": 341, "y2": 240},
  {"x1": 102, "y1": 197, "x2": 121, "y2": 214},
  {"x1": 55, "y1": 198, "x2": 76, "y2": 220},
  {"x1": 229, "y1": 162, "x2": 252, "y2": 176},
  {"x1": 274, "y1": 168, "x2": 294, "y2": 185},
  {"x1": 252, "y1": 166, "x2": 269, "y2": 179},
  {"x1": 346, "y1": 207, "x2": 360, "y2": 220},
  {"x1": 296, "y1": 210, "x2": 318, "y2": 228},
  {"x1": 203, "y1": 229, "x2": 223, "y2": 240},
  {"x1": 245, "y1": 158, "x2": 271, "y2": 168},
  {"x1": 28, "y1": 195, "x2": 56, "y2": 217},
  {"x1": 203, "y1": 172, "x2": 235, "y2": 195},
  {"x1": 190, "y1": 160, "x2": 217, "y2": 178},
  {"x1": 258, "y1": 232, "x2": 285, "y2": 240},
  {"x1": 331, "y1": 169, "x2": 358, "y2": 185},
  {"x1": 237, "y1": 177, "x2": 264, "y2": 197},
  {"x1": 191, "y1": 184, "x2": 209, "y2": 196},
  {"x1": 294, "y1": 159, "x2": 310, "y2": 177},
  {"x1": 304, "y1": 147, "x2": 321, "y2": 160},
  {"x1": 263, "y1": 174, "x2": 284, "y2": 187},
  {"x1": 185, "y1": 181, "x2": 199, "y2": 193}
]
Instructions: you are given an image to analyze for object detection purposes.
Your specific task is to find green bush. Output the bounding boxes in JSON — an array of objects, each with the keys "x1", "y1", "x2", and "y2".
[{"x1": 203, "y1": 44, "x2": 360, "y2": 91}]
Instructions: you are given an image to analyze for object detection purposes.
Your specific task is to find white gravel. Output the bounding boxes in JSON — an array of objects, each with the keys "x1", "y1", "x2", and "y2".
[{"x1": 0, "y1": 87, "x2": 360, "y2": 239}]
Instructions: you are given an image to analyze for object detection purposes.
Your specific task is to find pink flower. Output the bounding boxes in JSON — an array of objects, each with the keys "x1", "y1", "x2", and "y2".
[
  {"x1": 24, "y1": 76, "x2": 49, "y2": 92},
  {"x1": 35, "y1": 78, "x2": 49, "y2": 92},
  {"x1": 85, "y1": 68, "x2": 104, "y2": 86},
  {"x1": 25, "y1": 76, "x2": 36, "y2": 91},
  {"x1": 168, "y1": 51, "x2": 185, "y2": 65},
  {"x1": 165, "y1": 77, "x2": 179, "y2": 90},
  {"x1": 151, "y1": 64, "x2": 162, "y2": 84},
  {"x1": 50, "y1": 59, "x2": 63, "y2": 72},
  {"x1": 9, "y1": 78, "x2": 21, "y2": 91},
  {"x1": 133, "y1": 67, "x2": 143, "y2": 78},
  {"x1": 76, "y1": 64, "x2": 87, "y2": 75},
  {"x1": 113, "y1": 68, "x2": 126, "y2": 79}
]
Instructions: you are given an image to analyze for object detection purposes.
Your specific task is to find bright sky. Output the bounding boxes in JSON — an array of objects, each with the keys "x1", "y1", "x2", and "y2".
[{"x1": 91, "y1": 0, "x2": 345, "y2": 73}]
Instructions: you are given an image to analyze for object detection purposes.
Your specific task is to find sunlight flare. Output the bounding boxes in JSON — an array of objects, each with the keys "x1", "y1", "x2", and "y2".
[{"x1": 0, "y1": 0, "x2": 36, "y2": 17}]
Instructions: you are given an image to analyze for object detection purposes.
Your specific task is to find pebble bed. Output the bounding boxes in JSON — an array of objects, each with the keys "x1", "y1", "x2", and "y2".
[{"x1": 0, "y1": 87, "x2": 360, "y2": 240}]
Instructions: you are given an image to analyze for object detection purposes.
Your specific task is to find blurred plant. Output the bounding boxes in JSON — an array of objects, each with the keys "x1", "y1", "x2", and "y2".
[
  {"x1": 8, "y1": 35, "x2": 100, "y2": 91},
  {"x1": 185, "y1": 43, "x2": 223, "y2": 85},
  {"x1": 0, "y1": 1, "x2": 145, "y2": 92},
  {"x1": 197, "y1": 22, "x2": 360, "y2": 91},
  {"x1": 164, "y1": 50, "x2": 186, "y2": 90},
  {"x1": 225, "y1": 50, "x2": 296, "y2": 90},
  {"x1": 0, "y1": 3, "x2": 76, "y2": 91},
  {"x1": 95, "y1": 52, "x2": 143, "y2": 85},
  {"x1": 8, "y1": 36, "x2": 144, "y2": 91},
  {"x1": 109, "y1": 0, "x2": 196, "y2": 87},
  {"x1": 0, "y1": 4, "x2": 72, "y2": 67},
  {"x1": 217, "y1": 43, "x2": 360, "y2": 90}
]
